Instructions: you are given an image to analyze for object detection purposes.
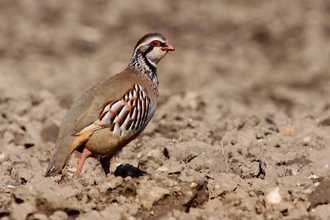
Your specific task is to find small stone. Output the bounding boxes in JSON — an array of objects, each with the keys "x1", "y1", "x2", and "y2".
[
  {"x1": 249, "y1": 191, "x2": 256, "y2": 197},
  {"x1": 256, "y1": 131, "x2": 264, "y2": 139},
  {"x1": 266, "y1": 187, "x2": 282, "y2": 204},
  {"x1": 157, "y1": 166, "x2": 169, "y2": 172},
  {"x1": 49, "y1": 210, "x2": 68, "y2": 220},
  {"x1": 190, "y1": 182, "x2": 198, "y2": 188},
  {"x1": 0, "y1": 153, "x2": 5, "y2": 162},
  {"x1": 308, "y1": 174, "x2": 319, "y2": 179},
  {"x1": 282, "y1": 126, "x2": 294, "y2": 136},
  {"x1": 303, "y1": 136, "x2": 311, "y2": 143},
  {"x1": 183, "y1": 190, "x2": 194, "y2": 204},
  {"x1": 5, "y1": 180, "x2": 15, "y2": 188}
]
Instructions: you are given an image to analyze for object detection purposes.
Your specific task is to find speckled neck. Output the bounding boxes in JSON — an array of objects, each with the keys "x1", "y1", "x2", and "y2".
[{"x1": 128, "y1": 50, "x2": 159, "y2": 88}]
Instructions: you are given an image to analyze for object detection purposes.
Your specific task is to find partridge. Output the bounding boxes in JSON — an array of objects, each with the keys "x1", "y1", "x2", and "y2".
[{"x1": 45, "y1": 33, "x2": 174, "y2": 177}]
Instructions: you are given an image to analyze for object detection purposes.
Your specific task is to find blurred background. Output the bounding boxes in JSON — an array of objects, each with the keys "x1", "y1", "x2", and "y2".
[{"x1": 0, "y1": 0, "x2": 330, "y2": 115}]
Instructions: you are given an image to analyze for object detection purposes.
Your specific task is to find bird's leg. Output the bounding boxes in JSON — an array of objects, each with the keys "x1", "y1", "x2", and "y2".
[
  {"x1": 100, "y1": 156, "x2": 112, "y2": 178},
  {"x1": 69, "y1": 131, "x2": 93, "y2": 155},
  {"x1": 73, "y1": 148, "x2": 92, "y2": 177}
]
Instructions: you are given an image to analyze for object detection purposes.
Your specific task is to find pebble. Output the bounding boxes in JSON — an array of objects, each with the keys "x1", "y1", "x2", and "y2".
[
  {"x1": 190, "y1": 182, "x2": 198, "y2": 188},
  {"x1": 266, "y1": 187, "x2": 282, "y2": 204},
  {"x1": 49, "y1": 210, "x2": 68, "y2": 220},
  {"x1": 0, "y1": 153, "x2": 5, "y2": 162}
]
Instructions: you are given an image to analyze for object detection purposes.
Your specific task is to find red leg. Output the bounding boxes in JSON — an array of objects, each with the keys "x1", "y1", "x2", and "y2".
[
  {"x1": 100, "y1": 156, "x2": 111, "y2": 178},
  {"x1": 73, "y1": 148, "x2": 92, "y2": 177}
]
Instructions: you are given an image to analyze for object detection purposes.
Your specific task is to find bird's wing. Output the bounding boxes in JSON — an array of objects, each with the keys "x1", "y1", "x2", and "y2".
[{"x1": 71, "y1": 70, "x2": 154, "y2": 137}]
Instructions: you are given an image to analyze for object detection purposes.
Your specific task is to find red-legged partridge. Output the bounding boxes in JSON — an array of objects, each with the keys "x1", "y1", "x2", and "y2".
[{"x1": 45, "y1": 33, "x2": 174, "y2": 177}]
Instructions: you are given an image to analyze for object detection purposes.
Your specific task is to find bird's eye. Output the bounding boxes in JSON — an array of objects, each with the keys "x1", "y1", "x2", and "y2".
[{"x1": 150, "y1": 40, "x2": 162, "y2": 47}]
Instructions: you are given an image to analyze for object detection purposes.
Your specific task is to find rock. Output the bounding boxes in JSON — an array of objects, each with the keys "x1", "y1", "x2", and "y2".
[
  {"x1": 266, "y1": 187, "x2": 282, "y2": 204},
  {"x1": 49, "y1": 210, "x2": 68, "y2": 220}
]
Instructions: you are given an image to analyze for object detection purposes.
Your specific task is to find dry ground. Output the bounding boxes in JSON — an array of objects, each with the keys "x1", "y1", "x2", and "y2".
[{"x1": 1, "y1": 0, "x2": 330, "y2": 219}]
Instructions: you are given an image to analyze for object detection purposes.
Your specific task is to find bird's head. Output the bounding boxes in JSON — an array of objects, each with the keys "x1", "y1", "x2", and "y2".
[{"x1": 133, "y1": 33, "x2": 175, "y2": 66}]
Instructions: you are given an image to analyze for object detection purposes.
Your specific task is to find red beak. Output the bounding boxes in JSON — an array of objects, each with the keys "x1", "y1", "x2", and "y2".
[{"x1": 162, "y1": 43, "x2": 175, "y2": 51}]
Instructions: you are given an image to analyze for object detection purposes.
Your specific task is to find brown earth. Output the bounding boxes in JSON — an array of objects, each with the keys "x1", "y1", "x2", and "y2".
[{"x1": 1, "y1": 0, "x2": 330, "y2": 219}]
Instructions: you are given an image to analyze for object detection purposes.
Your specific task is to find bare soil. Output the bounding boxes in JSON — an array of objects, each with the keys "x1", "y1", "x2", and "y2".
[{"x1": 1, "y1": 0, "x2": 330, "y2": 219}]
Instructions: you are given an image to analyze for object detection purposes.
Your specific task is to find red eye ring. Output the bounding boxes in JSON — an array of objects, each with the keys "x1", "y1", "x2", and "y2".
[{"x1": 150, "y1": 40, "x2": 162, "y2": 47}]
